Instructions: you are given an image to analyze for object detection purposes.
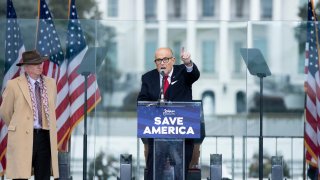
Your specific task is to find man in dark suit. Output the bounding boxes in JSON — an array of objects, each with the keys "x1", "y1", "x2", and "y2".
[{"x1": 137, "y1": 47, "x2": 200, "y2": 179}]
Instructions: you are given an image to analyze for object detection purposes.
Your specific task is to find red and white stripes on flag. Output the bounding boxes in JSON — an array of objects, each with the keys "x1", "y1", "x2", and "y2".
[
  {"x1": 56, "y1": 59, "x2": 71, "y2": 151},
  {"x1": 0, "y1": 0, "x2": 25, "y2": 174},
  {"x1": 305, "y1": 0, "x2": 320, "y2": 173},
  {"x1": 1, "y1": 47, "x2": 24, "y2": 92},
  {"x1": 36, "y1": 0, "x2": 101, "y2": 151},
  {"x1": 36, "y1": 0, "x2": 71, "y2": 151},
  {"x1": 65, "y1": 0, "x2": 101, "y2": 145},
  {"x1": 67, "y1": 48, "x2": 101, "y2": 124}
]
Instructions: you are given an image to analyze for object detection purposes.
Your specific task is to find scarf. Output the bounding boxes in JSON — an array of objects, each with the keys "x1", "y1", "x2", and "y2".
[{"x1": 25, "y1": 73, "x2": 50, "y2": 128}]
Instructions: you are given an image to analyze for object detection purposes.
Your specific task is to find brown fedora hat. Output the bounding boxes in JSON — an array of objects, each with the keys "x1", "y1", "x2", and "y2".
[{"x1": 16, "y1": 50, "x2": 48, "y2": 66}]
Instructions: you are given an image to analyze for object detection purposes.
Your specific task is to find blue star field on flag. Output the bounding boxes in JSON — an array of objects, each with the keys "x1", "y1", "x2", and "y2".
[
  {"x1": 37, "y1": 0, "x2": 64, "y2": 66},
  {"x1": 5, "y1": 0, "x2": 23, "y2": 74},
  {"x1": 66, "y1": 0, "x2": 86, "y2": 61}
]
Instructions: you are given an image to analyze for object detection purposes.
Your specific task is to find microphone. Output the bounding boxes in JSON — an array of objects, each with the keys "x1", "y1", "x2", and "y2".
[
  {"x1": 160, "y1": 70, "x2": 165, "y2": 77},
  {"x1": 159, "y1": 70, "x2": 166, "y2": 103}
]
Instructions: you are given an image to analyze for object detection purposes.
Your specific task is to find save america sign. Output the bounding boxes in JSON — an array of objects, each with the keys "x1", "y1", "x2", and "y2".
[{"x1": 137, "y1": 103, "x2": 201, "y2": 139}]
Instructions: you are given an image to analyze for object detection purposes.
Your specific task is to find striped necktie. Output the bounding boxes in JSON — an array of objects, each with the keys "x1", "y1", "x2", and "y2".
[{"x1": 34, "y1": 81, "x2": 42, "y2": 127}]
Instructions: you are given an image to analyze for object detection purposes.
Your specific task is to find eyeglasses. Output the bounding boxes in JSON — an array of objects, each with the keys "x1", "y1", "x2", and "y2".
[{"x1": 154, "y1": 57, "x2": 173, "y2": 64}]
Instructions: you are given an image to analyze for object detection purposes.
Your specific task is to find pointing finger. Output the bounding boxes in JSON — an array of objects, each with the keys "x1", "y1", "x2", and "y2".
[{"x1": 181, "y1": 47, "x2": 185, "y2": 56}]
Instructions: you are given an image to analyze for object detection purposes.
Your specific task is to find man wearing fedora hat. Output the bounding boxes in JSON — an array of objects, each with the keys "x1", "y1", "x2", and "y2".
[{"x1": 0, "y1": 50, "x2": 59, "y2": 179}]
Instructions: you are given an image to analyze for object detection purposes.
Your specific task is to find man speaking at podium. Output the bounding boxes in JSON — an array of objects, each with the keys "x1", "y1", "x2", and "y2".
[{"x1": 137, "y1": 47, "x2": 200, "y2": 179}]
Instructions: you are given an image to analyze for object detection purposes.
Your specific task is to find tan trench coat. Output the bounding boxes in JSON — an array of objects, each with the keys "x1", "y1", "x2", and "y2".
[{"x1": 0, "y1": 74, "x2": 59, "y2": 179}]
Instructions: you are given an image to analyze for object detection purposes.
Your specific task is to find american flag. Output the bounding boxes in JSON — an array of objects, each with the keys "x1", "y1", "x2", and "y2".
[
  {"x1": 305, "y1": 0, "x2": 320, "y2": 175},
  {"x1": 0, "y1": 0, "x2": 25, "y2": 174},
  {"x1": 36, "y1": 0, "x2": 71, "y2": 151},
  {"x1": 66, "y1": 0, "x2": 101, "y2": 146},
  {"x1": 36, "y1": 0, "x2": 64, "y2": 78}
]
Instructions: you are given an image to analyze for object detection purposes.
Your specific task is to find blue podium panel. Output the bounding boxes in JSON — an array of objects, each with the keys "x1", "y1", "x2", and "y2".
[
  {"x1": 154, "y1": 139, "x2": 184, "y2": 180},
  {"x1": 137, "y1": 101, "x2": 202, "y2": 180},
  {"x1": 137, "y1": 101, "x2": 201, "y2": 139}
]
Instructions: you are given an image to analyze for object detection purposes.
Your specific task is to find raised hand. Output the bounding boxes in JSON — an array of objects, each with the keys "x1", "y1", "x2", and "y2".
[{"x1": 180, "y1": 47, "x2": 192, "y2": 66}]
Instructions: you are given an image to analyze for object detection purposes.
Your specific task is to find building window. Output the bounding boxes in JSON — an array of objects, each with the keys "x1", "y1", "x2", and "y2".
[
  {"x1": 231, "y1": 0, "x2": 249, "y2": 20},
  {"x1": 108, "y1": 0, "x2": 118, "y2": 17},
  {"x1": 172, "y1": 41, "x2": 181, "y2": 65},
  {"x1": 261, "y1": 0, "x2": 272, "y2": 19},
  {"x1": 234, "y1": 41, "x2": 245, "y2": 73},
  {"x1": 145, "y1": 41, "x2": 157, "y2": 70},
  {"x1": 202, "y1": 91, "x2": 215, "y2": 115},
  {"x1": 168, "y1": 0, "x2": 184, "y2": 20},
  {"x1": 145, "y1": 0, "x2": 157, "y2": 21},
  {"x1": 202, "y1": 0, "x2": 215, "y2": 17},
  {"x1": 235, "y1": 0, "x2": 244, "y2": 18},
  {"x1": 202, "y1": 40, "x2": 215, "y2": 73},
  {"x1": 173, "y1": 0, "x2": 181, "y2": 18},
  {"x1": 236, "y1": 91, "x2": 246, "y2": 113}
]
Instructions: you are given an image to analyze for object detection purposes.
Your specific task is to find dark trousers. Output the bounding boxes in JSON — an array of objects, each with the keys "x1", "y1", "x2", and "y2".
[
  {"x1": 14, "y1": 129, "x2": 51, "y2": 180},
  {"x1": 33, "y1": 129, "x2": 51, "y2": 180},
  {"x1": 32, "y1": 129, "x2": 51, "y2": 180}
]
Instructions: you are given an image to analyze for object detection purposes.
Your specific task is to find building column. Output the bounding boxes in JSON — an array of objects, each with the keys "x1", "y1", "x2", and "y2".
[
  {"x1": 270, "y1": 0, "x2": 282, "y2": 74},
  {"x1": 158, "y1": 0, "x2": 167, "y2": 47},
  {"x1": 250, "y1": 0, "x2": 260, "y2": 20},
  {"x1": 220, "y1": 0, "x2": 230, "y2": 20},
  {"x1": 217, "y1": 0, "x2": 232, "y2": 114},
  {"x1": 136, "y1": 0, "x2": 145, "y2": 72},
  {"x1": 273, "y1": 0, "x2": 281, "y2": 20},
  {"x1": 246, "y1": 21, "x2": 257, "y2": 103},
  {"x1": 186, "y1": 0, "x2": 197, "y2": 57}
]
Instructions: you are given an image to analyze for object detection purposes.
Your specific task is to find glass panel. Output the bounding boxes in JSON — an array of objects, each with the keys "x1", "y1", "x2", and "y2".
[
  {"x1": 248, "y1": 20, "x2": 305, "y2": 179},
  {"x1": 0, "y1": 16, "x2": 307, "y2": 180}
]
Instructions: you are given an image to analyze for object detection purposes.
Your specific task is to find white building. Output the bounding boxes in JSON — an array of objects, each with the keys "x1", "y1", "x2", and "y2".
[
  {"x1": 96, "y1": 0, "x2": 306, "y2": 115},
  {"x1": 66, "y1": 1, "x2": 311, "y2": 179}
]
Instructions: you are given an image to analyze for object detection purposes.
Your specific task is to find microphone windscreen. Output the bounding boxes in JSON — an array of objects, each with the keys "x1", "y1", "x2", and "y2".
[{"x1": 160, "y1": 70, "x2": 165, "y2": 76}]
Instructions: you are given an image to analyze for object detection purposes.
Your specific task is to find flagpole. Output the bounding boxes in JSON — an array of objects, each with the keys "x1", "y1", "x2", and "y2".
[
  {"x1": 303, "y1": 121, "x2": 306, "y2": 180},
  {"x1": 303, "y1": 93, "x2": 306, "y2": 180},
  {"x1": 35, "y1": 0, "x2": 40, "y2": 47},
  {"x1": 258, "y1": 74, "x2": 265, "y2": 180},
  {"x1": 82, "y1": 72, "x2": 89, "y2": 180}
]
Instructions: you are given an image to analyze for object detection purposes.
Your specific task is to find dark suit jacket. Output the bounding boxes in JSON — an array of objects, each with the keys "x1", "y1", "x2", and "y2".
[
  {"x1": 137, "y1": 64, "x2": 200, "y2": 102},
  {"x1": 137, "y1": 64, "x2": 200, "y2": 179}
]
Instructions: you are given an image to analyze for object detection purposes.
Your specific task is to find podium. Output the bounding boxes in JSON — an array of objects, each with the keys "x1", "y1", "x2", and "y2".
[{"x1": 137, "y1": 101, "x2": 204, "y2": 180}]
